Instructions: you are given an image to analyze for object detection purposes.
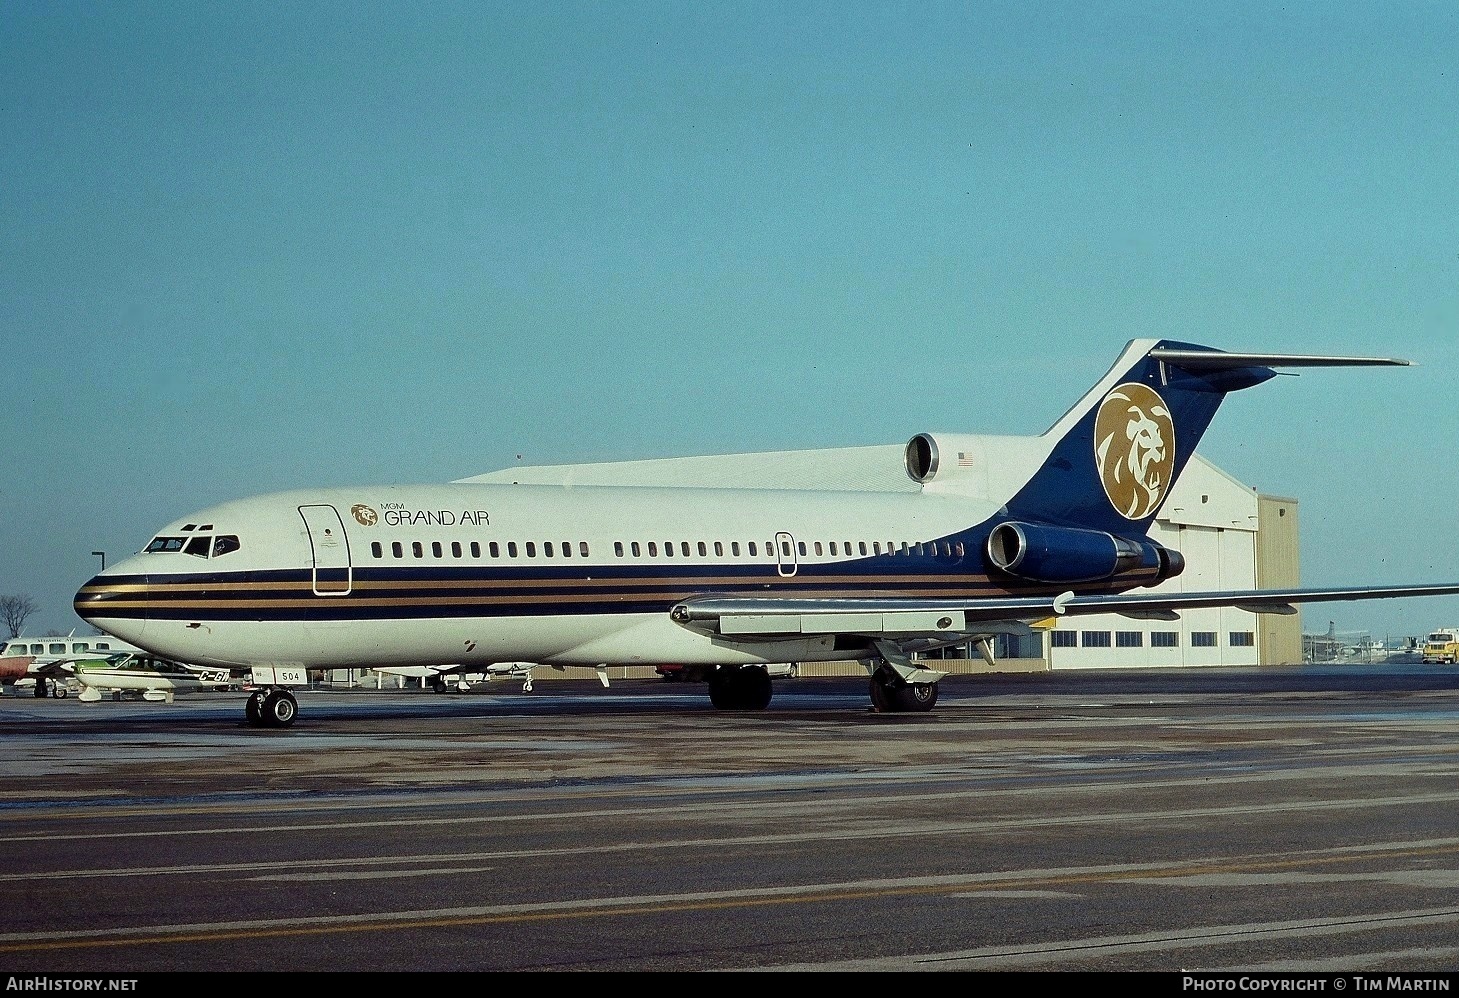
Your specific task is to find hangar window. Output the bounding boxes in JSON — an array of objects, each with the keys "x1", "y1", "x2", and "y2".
[
  {"x1": 1116, "y1": 631, "x2": 1144, "y2": 648},
  {"x1": 1151, "y1": 631, "x2": 1179, "y2": 647},
  {"x1": 1191, "y1": 631, "x2": 1218, "y2": 647},
  {"x1": 1081, "y1": 631, "x2": 1112, "y2": 648},
  {"x1": 1229, "y1": 631, "x2": 1255, "y2": 647},
  {"x1": 1050, "y1": 631, "x2": 1077, "y2": 648}
]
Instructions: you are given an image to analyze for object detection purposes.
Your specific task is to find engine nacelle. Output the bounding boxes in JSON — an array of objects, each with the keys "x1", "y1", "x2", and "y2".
[{"x1": 985, "y1": 521, "x2": 1185, "y2": 585}]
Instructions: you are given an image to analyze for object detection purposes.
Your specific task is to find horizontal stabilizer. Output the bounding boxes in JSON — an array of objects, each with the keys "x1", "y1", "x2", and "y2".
[{"x1": 1149, "y1": 348, "x2": 1411, "y2": 370}]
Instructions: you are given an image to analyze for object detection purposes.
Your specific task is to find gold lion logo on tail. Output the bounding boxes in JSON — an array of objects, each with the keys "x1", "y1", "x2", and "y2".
[{"x1": 1094, "y1": 383, "x2": 1175, "y2": 519}]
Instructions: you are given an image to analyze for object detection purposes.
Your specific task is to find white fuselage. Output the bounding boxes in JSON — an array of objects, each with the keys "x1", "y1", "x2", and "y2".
[{"x1": 75, "y1": 479, "x2": 1016, "y2": 672}]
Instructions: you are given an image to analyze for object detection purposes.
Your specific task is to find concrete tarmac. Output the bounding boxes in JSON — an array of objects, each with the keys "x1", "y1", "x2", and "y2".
[{"x1": 1, "y1": 664, "x2": 1458, "y2": 974}]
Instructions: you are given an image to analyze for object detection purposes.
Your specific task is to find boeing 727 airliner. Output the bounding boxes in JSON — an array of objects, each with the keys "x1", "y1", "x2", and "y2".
[{"x1": 74, "y1": 339, "x2": 1459, "y2": 727}]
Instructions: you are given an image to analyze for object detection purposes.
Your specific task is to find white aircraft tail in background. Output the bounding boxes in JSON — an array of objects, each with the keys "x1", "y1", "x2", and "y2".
[{"x1": 75, "y1": 339, "x2": 1459, "y2": 727}]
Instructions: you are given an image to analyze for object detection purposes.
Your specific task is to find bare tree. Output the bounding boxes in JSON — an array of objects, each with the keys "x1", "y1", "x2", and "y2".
[{"x1": 1, "y1": 594, "x2": 38, "y2": 638}]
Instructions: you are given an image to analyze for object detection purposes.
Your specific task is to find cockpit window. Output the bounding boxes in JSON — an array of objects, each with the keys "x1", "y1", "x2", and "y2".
[
  {"x1": 145, "y1": 533, "x2": 242, "y2": 557},
  {"x1": 145, "y1": 536, "x2": 187, "y2": 553}
]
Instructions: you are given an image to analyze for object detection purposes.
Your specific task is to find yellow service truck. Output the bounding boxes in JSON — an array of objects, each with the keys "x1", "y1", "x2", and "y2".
[{"x1": 1421, "y1": 629, "x2": 1459, "y2": 664}]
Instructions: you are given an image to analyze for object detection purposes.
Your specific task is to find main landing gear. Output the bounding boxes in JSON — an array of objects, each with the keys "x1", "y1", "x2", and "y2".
[
  {"x1": 708, "y1": 665, "x2": 774, "y2": 710},
  {"x1": 867, "y1": 665, "x2": 939, "y2": 713},
  {"x1": 865, "y1": 641, "x2": 946, "y2": 713},
  {"x1": 244, "y1": 687, "x2": 298, "y2": 728}
]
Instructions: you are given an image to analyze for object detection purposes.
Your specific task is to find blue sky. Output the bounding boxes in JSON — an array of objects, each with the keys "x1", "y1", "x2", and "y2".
[{"x1": 3, "y1": 1, "x2": 1457, "y2": 641}]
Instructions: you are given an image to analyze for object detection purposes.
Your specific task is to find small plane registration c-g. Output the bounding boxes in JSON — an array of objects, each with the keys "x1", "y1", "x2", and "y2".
[
  {"x1": 70, "y1": 652, "x2": 233, "y2": 703},
  {"x1": 73, "y1": 339, "x2": 1459, "y2": 728}
]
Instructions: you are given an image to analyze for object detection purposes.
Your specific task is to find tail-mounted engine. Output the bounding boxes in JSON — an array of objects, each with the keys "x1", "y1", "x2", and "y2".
[{"x1": 985, "y1": 520, "x2": 1185, "y2": 585}]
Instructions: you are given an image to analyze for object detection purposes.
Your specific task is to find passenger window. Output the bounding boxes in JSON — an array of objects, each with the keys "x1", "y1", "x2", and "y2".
[
  {"x1": 698, "y1": 541, "x2": 707, "y2": 556},
  {"x1": 451, "y1": 541, "x2": 462, "y2": 557},
  {"x1": 579, "y1": 541, "x2": 589, "y2": 557},
  {"x1": 828, "y1": 542, "x2": 837, "y2": 555},
  {"x1": 631, "y1": 541, "x2": 641, "y2": 557},
  {"x1": 48, "y1": 643, "x2": 65, "y2": 655},
  {"x1": 508, "y1": 542, "x2": 518, "y2": 557},
  {"x1": 431, "y1": 542, "x2": 443, "y2": 558},
  {"x1": 859, "y1": 542, "x2": 868, "y2": 555},
  {"x1": 470, "y1": 542, "x2": 480, "y2": 558},
  {"x1": 544, "y1": 542, "x2": 554, "y2": 558},
  {"x1": 561, "y1": 541, "x2": 571, "y2": 558},
  {"x1": 797, "y1": 541, "x2": 806, "y2": 556},
  {"x1": 648, "y1": 542, "x2": 657, "y2": 557},
  {"x1": 371, "y1": 542, "x2": 382, "y2": 558},
  {"x1": 412, "y1": 541, "x2": 423, "y2": 558},
  {"x1": 663, "y1": 542, "x2": 674, "y2": 558},
  {"x1": 392, "y1": 542, "x2": 403, "y2": 558},
  {"x1": 681, "y1": 541, "x2": 690, "y2": 557},
  {"x1": 615, "y1": 542, "x2": 624, "y2": 557},
  {"x1": 526, "y1": 542, "x2": 536, "y2": 557},
  {"x1": 714, "y1": 541, "x2": 723, "y2": 556},
  {"x1": 873, "y1": 542, "x2": 881, "y2": 555},
  {"x1": 489, "y1": 542, "x2": 499, "y2": 558},
  {"x1": 748, "y1": 541, "x2": 757, "y2": 556}
]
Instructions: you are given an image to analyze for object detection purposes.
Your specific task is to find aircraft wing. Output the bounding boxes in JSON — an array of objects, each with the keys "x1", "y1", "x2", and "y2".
[{"x1": 670, "y1": 583, "x2": 1459, "y2": 637}]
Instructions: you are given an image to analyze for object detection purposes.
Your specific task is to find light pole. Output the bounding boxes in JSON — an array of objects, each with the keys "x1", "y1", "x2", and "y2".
[{"x1": 91, "y1": 551, "x2": 105, "y2": 571}]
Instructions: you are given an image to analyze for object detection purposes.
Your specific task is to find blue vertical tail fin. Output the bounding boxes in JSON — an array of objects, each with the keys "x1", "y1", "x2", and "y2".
[{"x1": 1003, "y1": 339, "x2": 1410, "y2": 538}]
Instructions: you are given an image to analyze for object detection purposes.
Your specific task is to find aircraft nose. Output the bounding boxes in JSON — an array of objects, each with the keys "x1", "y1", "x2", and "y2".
[{"x1": 73, "y1": 570, "x2": 148, "y2": 643}]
